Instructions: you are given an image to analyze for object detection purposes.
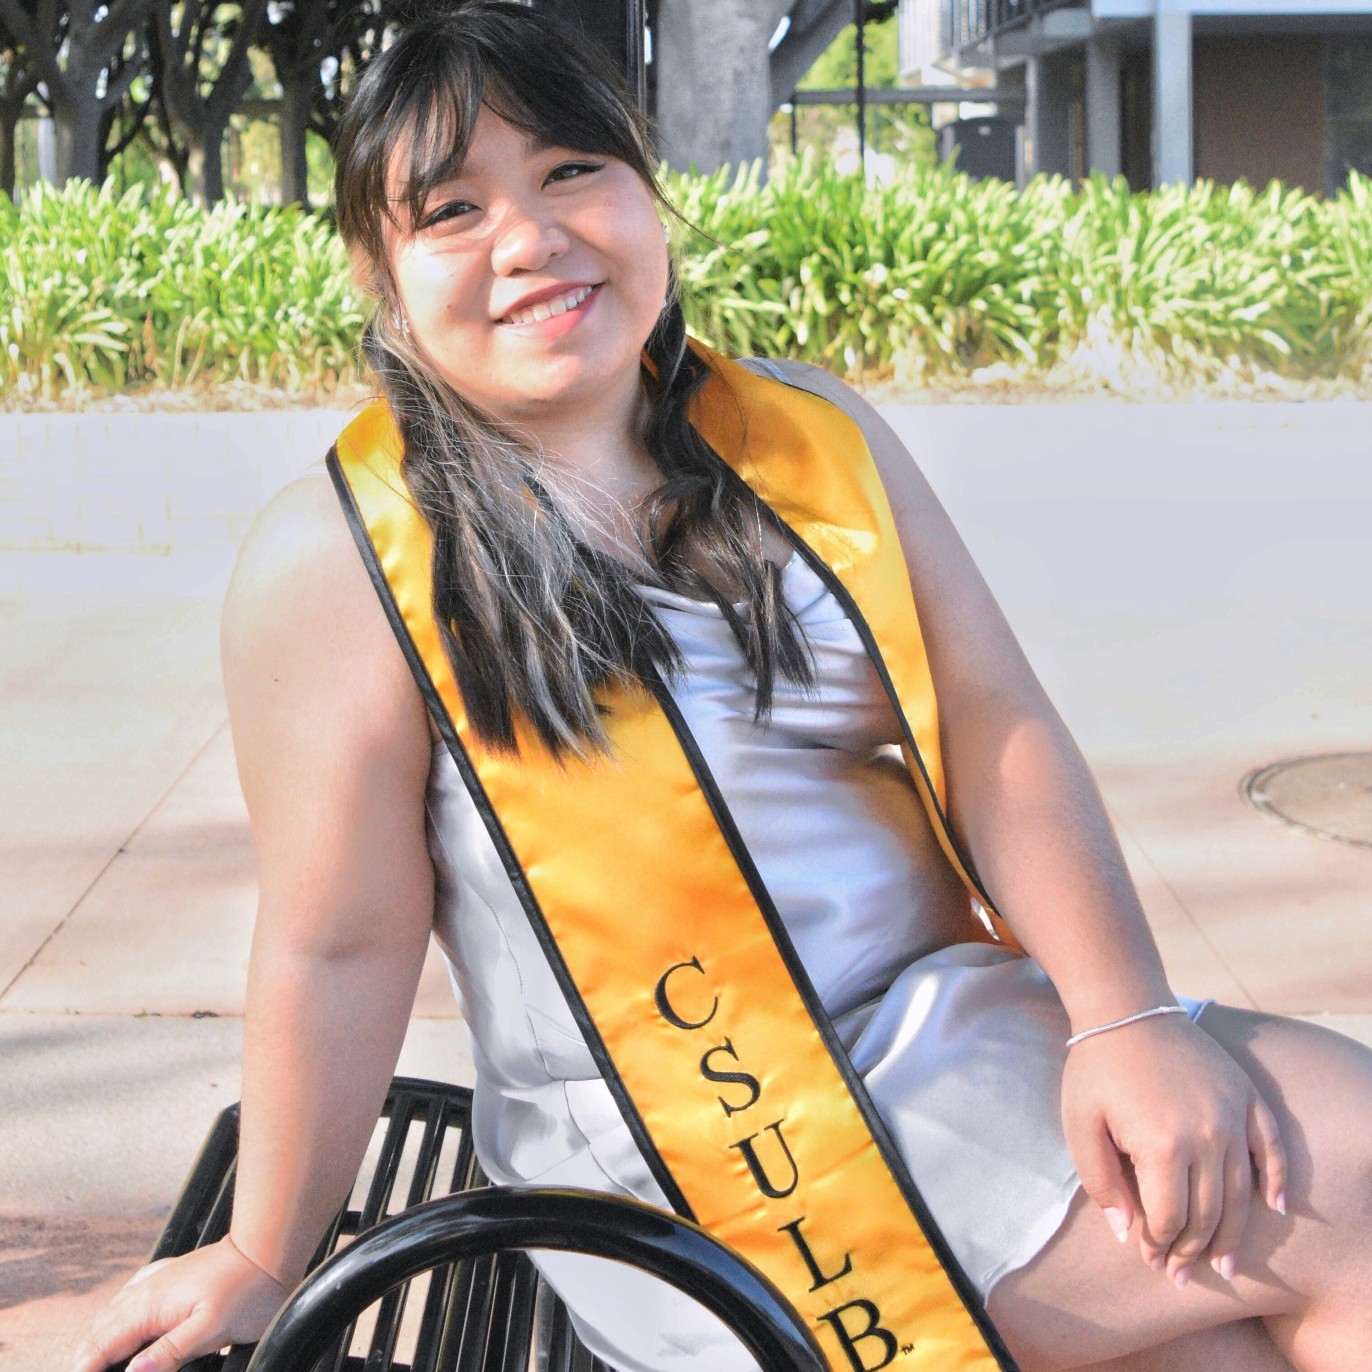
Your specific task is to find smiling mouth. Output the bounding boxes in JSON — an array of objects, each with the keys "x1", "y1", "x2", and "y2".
[{"x1": 498, "y1": 284, "x2": 599, "y2": 327}]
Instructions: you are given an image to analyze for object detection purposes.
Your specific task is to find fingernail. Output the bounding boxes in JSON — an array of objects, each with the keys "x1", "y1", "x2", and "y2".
[
  {"x1": 128, "y1": 1359, "x2": 152, "y2": 1372},
  {"x1": 1103, "y1": 1206, "x2": 1129, "y2": 1243},
  {"x1": 1274, "y1": 1190, "x2": 1287, "y2": 1217},
  {"x1": 1149, "y1": 1252, "x2": 1166, "y2": 1272},
  {"x1": 1173, "y1": 1265, "x2": 1192, "y2": 1290},
  {"x1": 1211, "y1": 1252, "x2": 1236, "y2": 1282}
]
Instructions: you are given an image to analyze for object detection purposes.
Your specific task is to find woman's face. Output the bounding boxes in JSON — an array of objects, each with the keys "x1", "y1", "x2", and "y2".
[{"x1": 384, "y1": 106, "x2": 670, "y2": 426}]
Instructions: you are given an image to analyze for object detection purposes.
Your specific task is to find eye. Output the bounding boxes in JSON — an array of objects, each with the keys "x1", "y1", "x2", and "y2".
[
  {"x1": 420, "y1": 199, "x2": 476, "y2": 229},
  {"x1": 546, "y1": 160, "x2": 604, "y2": 185}
]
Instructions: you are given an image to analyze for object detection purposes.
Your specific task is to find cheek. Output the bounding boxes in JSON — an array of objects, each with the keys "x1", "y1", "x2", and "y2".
[
  {"x1": 613, "y1": 214, "x2": 671, "y2": 312},
  {"x1": 393, "y1": 244, "x2": 486, "y2": 334},
  {"x1": 581, "y1": 191, "x2": 669, "y2": 302}
]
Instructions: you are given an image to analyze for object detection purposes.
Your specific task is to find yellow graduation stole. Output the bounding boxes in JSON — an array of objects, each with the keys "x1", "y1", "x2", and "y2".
[{"x1": 329, "y1": 342, "x2": 1021, "y2": 1372}]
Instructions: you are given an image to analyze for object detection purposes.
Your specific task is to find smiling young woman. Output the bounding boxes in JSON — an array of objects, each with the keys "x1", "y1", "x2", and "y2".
[{"x1": 71, "y1": 6, "x2": 1372, "y2": 1372}]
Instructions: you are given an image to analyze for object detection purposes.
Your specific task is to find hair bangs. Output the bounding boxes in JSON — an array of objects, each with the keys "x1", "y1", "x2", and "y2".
[{"x1": 394, "y1": 65, "x2": 486, "y2": 235}]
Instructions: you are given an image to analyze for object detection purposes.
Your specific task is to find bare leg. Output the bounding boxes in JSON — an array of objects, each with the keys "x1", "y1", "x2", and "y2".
[
  {"x1": 1075, "y1": 1318, "x2": 1293, "y2": 1371},
  {"x1": 986, "y1": 1009, "x2": 1372, "y2": 1371}
]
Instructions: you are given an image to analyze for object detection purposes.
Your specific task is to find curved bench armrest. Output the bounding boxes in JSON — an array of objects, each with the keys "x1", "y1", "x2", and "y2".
[{"x1": 245, "y1": 1186, "x2": 826, "y2": 1372}]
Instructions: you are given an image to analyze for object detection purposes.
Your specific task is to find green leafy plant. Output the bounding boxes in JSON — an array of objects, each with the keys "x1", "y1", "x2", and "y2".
[
  {"x1": 6, "y1": 167, "x2": 1372, "y2": 402},
  {"x1": 1, "y1": 179, "x2": 366, "y2": 400}
]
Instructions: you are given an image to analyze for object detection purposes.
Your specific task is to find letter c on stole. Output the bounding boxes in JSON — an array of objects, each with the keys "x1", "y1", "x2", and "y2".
[{"x1": 654, "y1": 956, "x2": 718, "y2": 1031}]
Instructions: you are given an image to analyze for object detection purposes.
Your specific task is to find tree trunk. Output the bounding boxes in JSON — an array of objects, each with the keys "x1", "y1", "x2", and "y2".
[
  {"x1": 2, "y1": 0, "x2": 157, "y2": 188},
  {"x1": 200, "y1": 121, "x2": 226, "y2": 204},
  {"x1": 0, "y1": 59, "x2": 39, "y2": 200},
  {"x1": 154, "y1": 0, "x2": 269, "y2": 204},
  {"x1": 655, "y1": 0, "x2": 793, "y2": 176},
  {"x1": 279, "y1": 73, "x2": 312, "y2": 209},
  {"x1": 52, "y1": 97, "x2": 105, "y2": 185},
  {"x1": 183, "y1": 120, "x2": 229, "y2": 206},
  {"x1": 0, "y1": 107, "x2": 16, "y2": 199}
]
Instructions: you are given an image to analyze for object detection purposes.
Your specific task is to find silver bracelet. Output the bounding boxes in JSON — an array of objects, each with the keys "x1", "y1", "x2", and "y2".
[{"x1": 1065, "y1": 1003, "x2": 1187, "y2": 1048}]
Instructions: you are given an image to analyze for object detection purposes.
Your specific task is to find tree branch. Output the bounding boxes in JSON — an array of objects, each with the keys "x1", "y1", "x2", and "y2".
[
  {"x1": 0, "y1": 52, "x2": 40, "y2": 113},
  {"x1": 206, "y1": 0, "x2": 270, "y2": 123},
  {"x1": 100, "y1": 36, "x2": 146, "y2": 110},
  {"x1": 0, "y1": 0, "x2": 65, "y2": 95},
  {"x1": 0, "y1": 0, "x2": 35, "y2": 50},
  {"x1": 106, "y1": 83, "x2": 152, "y2": 159},
  {"x1": 90, "y1": 0, "x2": 155, "y2": 74},
  {"x1": 102, "y1": 0, "x2": 157, "y2": 44},
  {"x1": 189, "y1": 0, "x2": 212, "y2": 74}
]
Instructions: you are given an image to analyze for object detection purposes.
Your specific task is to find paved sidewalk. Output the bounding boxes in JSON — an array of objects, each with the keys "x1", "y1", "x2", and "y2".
[{"x1": 2, "y1": 399, "x2": 1369, "y2": 1370}]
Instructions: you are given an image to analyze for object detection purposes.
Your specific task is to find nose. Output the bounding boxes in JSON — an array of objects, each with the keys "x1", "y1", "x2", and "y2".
[{"x1": 489, "y1": 201, "x2": 570, "y2": 276}]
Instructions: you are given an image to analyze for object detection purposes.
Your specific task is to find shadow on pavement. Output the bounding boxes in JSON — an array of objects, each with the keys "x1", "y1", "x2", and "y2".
[{"x1": 0, "y1": 1212, "x2": 159, "y2": 1308}]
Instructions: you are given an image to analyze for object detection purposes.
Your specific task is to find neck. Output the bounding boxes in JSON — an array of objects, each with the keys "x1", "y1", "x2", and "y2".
[{"x1": 509, "y1": 365, "x2": 660, "y2": 506}]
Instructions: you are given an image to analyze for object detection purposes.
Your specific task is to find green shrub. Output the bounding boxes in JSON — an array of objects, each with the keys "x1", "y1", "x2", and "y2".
[
  {"x1": 5, "y1": 166, "x2": 1372, "y2": 401},
  {"x1": 672, "y1": 157, "x2": 1372, "y2": 387},
  {"x1": 672, "y1": 156, "x2": 1065, "y2": 376},
  {"x1": 1, "y1": 180, "x2": 366, "y2": 399}
]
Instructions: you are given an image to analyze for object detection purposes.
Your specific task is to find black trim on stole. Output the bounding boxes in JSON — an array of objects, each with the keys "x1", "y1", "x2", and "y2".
[
  {"x1": 785, "y1": 530, "x2": 999, "y2": 917},
  {"x1": 326, "y1": 448, "x2": 694, "y2": 1222},
  {"x1": 729, "y1": 359, "x2": 999, "y2": 919},
  {"x1": 647, "y1": 672, "x2": 1021, "y2": 1372}
]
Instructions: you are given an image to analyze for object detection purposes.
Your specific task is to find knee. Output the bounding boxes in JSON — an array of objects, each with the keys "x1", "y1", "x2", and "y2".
[
  {"x1": 1206, "y1": 1011, "x2": 1372, "y2": 1289},
  {"x1": 1273, "y1": 1027, "x2": 1372, "y2": 1270}
]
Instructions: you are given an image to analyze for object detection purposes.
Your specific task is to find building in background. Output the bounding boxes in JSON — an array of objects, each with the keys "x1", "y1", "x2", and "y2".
[{"x1": 900, "y1": 0, "x2": 1372, "y2": 194}]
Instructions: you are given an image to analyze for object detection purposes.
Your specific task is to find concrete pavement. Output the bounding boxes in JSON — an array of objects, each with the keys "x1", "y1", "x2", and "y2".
[{"x1": 2, "y1": 398, "x2": 1369, "y2": 1369}]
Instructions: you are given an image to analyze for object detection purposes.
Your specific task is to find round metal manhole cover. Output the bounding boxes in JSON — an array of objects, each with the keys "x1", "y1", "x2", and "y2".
[{"x1": 1242, "y1": 753, "x2": 1372, "y2": 848}]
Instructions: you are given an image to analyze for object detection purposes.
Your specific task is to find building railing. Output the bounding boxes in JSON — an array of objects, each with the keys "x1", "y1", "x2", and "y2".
[{"x1": 942, "y1": 0, "x2": 1082, "y2": 51}]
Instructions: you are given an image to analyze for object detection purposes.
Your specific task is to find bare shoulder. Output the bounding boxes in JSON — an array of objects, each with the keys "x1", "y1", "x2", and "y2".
[
  {"x1": 225, "y1": 471, "x2": 363, "y2": 633},
  {"x1": 760, "y1": 358, "x2": 929, "y2": 514},
  {"x1": 761, "y1": 358, "x2": 892, "y2": 431},
  {"x1": 764, "y1": 358, "x2": 1033, "y2": 697},
  {"x1": 223, "y1": 473, "x2": 435, "y2": 949},
  {"x1": 224, "y1": 470, "x2": 398, "y2": 680},
  {"x1": 223, "y1": 470, "x2": 430, "y2": 787}
]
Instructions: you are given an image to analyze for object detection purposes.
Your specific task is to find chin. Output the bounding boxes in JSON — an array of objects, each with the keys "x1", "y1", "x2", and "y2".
[{"x1": 514, "y1": 355, "x2": 638, "y2": 407}]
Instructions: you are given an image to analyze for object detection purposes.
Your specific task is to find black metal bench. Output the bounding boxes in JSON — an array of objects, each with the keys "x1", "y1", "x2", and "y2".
[{"x1": 124, "y1": 1076, "x2": 822, "y2": 1372}]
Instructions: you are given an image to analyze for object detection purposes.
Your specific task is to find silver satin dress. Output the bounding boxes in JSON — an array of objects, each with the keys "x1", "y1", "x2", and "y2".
[{"x1": 424, "y1": 554, "x2": 1206, "y2": 1372}]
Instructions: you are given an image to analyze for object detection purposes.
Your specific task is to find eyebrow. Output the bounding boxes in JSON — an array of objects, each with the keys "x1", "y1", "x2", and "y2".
[{"x1": 426, "y1": 131, "x2": 564, "y2": 193}]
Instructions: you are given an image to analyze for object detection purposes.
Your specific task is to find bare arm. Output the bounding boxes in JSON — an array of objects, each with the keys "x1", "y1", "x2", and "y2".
[
  {"x1": 225, "y1": 473, "x2": 435, "y2": 1284},
  {"x1": 793, "y1": 373, "x2": 1173, "y2": 1029},
  {"x1": 73, "y1": 472, "x2": 435, "y2": 1372},
  {"x1": 778, "y1": 363, "x2": 1285, "y2": 1286}
]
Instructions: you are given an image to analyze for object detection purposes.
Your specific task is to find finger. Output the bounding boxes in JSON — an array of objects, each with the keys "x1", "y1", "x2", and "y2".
[
  {"x1": 125, "y1": 1309, "x2": 219, "y2": 1372},
  {"x1": 1248, "y1": 1096, "x2": 1288, "y2": 1217},
  {"x1": 1133, "y1": 1149, "x2": 1189, "y2": 1272},
  {"x1": 1068, "y1": 1111, "x2": 1135, "y2": 1245},
  {"x1": 1165, "y1": 1146, "x2": 1223, "y2": 1288},
  {"x1": 70, "y1": 1302, "x2": 175, "y2": 1372},
  {"x1": 1206, "y1": 1144, "x2": 1252, "y2": 1283}
]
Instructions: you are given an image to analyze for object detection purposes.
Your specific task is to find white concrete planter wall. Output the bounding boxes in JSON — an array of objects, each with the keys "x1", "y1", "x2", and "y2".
[{"x1": 0, "y1": 409, "x2": 358, "y2": 553}]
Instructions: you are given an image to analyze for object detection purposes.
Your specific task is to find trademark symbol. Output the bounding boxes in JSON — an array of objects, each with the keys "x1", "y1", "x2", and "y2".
[{"x1": 901, "y1": 1344, "x2": 915, "y2": 1356}]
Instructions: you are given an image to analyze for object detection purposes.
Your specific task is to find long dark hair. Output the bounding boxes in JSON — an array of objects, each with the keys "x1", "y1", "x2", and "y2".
[{"x1": 333, "y1": 2, "x2": 812, "y2": 757}]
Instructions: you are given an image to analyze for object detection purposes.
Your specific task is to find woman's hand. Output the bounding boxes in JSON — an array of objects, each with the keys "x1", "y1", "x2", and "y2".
[
  {"x1": 1061, "y1": 1014, "x2": 1287, "y2": 1286},
  {"x1": 69, "y1": 1238, "x2": 292, "y2": 1372}
]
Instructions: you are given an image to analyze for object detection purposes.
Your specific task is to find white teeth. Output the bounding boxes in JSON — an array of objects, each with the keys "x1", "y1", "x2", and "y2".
[{"x1": 503, "y1": 285, "x2": 594, "y2": 327}]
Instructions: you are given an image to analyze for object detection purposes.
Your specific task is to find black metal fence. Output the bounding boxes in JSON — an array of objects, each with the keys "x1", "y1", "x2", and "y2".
[{"x1": 943, "y1": 0, "x2": 1082, "y2": 50}]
